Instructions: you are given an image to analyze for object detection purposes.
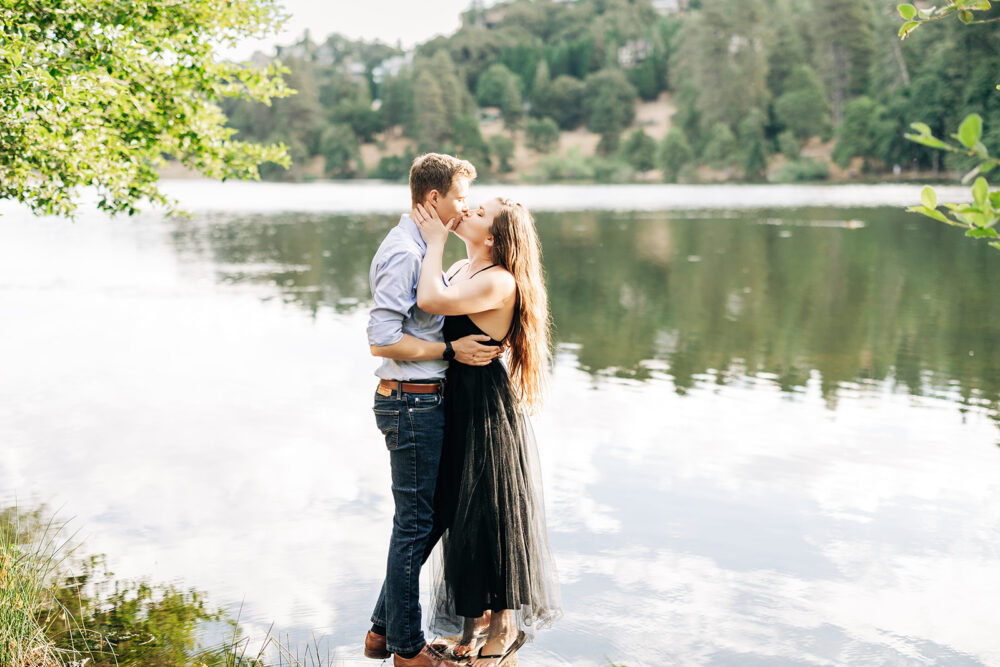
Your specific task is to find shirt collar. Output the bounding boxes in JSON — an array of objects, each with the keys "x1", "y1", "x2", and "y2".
[{"x1": 398, "y1": 214, "x2": 426, "y2": 252}]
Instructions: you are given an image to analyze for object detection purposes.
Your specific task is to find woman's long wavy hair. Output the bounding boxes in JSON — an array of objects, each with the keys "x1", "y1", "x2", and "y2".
[{"x1": 489, "y1": 199, "x2": 551, "y2": 411}]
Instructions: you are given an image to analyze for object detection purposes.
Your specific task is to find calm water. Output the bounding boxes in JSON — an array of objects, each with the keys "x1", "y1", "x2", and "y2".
[{"x1": 2, "y1": 184, "x2": 999, "y2": 666}]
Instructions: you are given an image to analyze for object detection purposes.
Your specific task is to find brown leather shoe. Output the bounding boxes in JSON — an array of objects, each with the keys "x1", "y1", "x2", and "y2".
[
  {"x1": 364, "y1": 630, "x2": 390, "y2": 659},
  {"x1": 393, "y1": 643, "x2": 462, "y2": 667}
]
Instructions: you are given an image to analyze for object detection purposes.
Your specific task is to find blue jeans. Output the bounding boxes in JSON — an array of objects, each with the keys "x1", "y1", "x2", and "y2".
[{"x1": 370, "y1": 386, "x2": 446, "y2": 656}]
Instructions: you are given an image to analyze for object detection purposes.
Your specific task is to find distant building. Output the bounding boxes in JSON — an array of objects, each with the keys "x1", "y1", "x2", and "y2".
[
  {"x1": 346, "y1": 61, "x2": 368, "y2": 80},
  {"x1": 618, "y1": 39, "x2": 652, "y2": 68},
  {"x1": 372, "y1": 53, "x2": 413, "y2": 84},
  {"x1": 483, "y1": 6, "x2": 507, "y2": 28},
  {"x1": 276, "y1": 33, "x2": 316, "y2": 61},
  {"x1": 652, "y1": 0, "x2": 683, "y2": 13}
]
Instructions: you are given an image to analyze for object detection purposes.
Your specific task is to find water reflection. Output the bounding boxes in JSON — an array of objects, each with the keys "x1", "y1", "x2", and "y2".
[
  {"x1": 1, "y1": 506, "x2": 243, "y2": 666},
  {"x1": 170, "y1": 208, "x2": 1000, "y2": 429},
  {"x1": 2, "y1": 201, "x2": 1000, "y2": 666}
]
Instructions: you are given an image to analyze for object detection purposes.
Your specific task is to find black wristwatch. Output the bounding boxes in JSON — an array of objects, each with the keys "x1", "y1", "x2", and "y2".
[{"x1": 442, "y1": 340, "x2": 455, "y2": 361}]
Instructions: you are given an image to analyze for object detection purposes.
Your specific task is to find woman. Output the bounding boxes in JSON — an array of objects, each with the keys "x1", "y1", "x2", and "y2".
[{"x1": 412, "y1": 197, "x2": 561, "y2": 667}]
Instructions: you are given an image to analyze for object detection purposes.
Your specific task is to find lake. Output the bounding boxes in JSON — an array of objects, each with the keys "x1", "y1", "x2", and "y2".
[{"x1": 1, "y1": 182, "x2": 998, "y2": 666}]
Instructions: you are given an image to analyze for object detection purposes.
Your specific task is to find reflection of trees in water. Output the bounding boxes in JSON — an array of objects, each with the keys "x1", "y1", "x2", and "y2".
[
  {"x1": 537, "y1": 208, "x2": 999, "y2": 422},
  {"x1": 170, "y1": 213, "x2": 394, "y2": 316},
  {"x1": 2, "y1": 505, "x2": 240, "y2": 666},
  {"x1": 169, "y1": 208, "x2": 1000, "y2": 426}
]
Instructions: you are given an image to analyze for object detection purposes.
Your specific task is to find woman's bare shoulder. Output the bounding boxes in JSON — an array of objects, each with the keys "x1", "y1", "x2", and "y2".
[{"x1": 480, "y1": 266, "x2": 516, "y2": 295}]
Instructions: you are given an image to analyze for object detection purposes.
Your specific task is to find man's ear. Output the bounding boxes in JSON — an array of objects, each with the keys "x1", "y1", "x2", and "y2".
[{"x1": 427, "y1": 189, "x2": 440, "y2": 207}]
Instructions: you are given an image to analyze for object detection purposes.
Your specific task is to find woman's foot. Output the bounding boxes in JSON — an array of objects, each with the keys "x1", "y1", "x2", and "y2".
[
  {"x1": 453, "y1": 611, "x2": 491, "y2": 659},
  {"x1": 471, "y1": 611, "x2": 524, "y2": 667}
]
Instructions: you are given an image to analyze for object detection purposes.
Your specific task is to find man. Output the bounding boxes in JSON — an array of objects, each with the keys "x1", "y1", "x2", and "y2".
[{"x1": 364, "y1": 153, "x2": 500, "y2": 667}]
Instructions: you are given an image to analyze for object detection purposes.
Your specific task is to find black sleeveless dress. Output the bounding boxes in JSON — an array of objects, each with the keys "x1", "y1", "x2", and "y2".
[{"x1": 429, "y1": 311, "x2": 561, "y2": 637}]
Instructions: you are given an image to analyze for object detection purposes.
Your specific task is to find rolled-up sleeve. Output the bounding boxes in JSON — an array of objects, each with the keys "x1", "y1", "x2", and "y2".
[{"x1": 367, "y1": 249, "x2": 421, "y2": 346}]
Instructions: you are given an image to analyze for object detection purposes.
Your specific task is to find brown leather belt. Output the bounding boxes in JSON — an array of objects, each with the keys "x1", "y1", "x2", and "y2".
[{"x1": 377, "y1": 379, "x2": 443, "y2": 396}]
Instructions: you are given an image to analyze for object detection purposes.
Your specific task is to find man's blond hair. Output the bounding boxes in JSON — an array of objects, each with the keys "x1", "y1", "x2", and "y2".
[{"x1": 409, "y1": 153, "x2": 476, "y2": 206}]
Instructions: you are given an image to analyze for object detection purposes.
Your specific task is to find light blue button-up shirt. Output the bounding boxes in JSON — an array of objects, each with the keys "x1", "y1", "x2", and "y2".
[{"x1": 367, "y1": 214, "x2": 448, "y2": 380}]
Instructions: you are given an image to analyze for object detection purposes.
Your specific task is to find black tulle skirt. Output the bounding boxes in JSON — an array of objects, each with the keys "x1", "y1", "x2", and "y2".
[{"x1": 429, "y1": 317, "x2": 561, "y2": 638}]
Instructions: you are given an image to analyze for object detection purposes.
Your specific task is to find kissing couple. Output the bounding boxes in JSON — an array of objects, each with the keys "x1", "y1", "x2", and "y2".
[{"x1": 364, "y1": 153, "x2": 561, "y2": 666}]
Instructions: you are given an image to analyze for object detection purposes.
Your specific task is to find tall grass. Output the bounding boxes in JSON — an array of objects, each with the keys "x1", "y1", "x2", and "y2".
[
  {"x1": 0, "y1": 507, "x2": 74, "y2": 667},
  {"x1": 2, "y1": 505, "x2": 334, "y2": 667}
]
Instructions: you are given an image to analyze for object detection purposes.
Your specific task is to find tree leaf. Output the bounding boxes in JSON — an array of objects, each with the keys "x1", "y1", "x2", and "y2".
[
  {"x1": 959, "y1": 9, "x2": 975, "y2": 22},
  {"x1": 969, "y1": 0, "x2": 992, "y2": 10},
  {"x1": 899, "y1": 20, "x2": 920, "y2": 37},
  {"x1": 905, "y1": 133, "x2": 948, "y2": 149},
  {"x1": 958, "y1": 114, "x2": 983, "y2": 148},
  {"x1": 907, "y1": 205, "x2": 951, "y2": 224},
  {"x1": 966, "y1": 227, "x2": 998, "y2": 238},
  {"x1": 898, "y1": 3, "x2": 918, "y2": 18},
  {"x1": 909, "y1": 122, "x2": 933, "y2": 135},
  {"x1": 921, "y1": 185, "x2": 938, "y2": 209},
  {"x1": 973, "y1": 176, "x2": 988, "y2": 206}
]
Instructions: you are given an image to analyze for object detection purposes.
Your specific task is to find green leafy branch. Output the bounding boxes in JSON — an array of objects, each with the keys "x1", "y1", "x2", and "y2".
[
  {"x1": 897, "y1": 2, "x2": 1000, "y2": 251},
  {"x1": 905, "y1": 114, "x2": 1000, "y2": 249},
  {"x1": 0, "y1": 0, "x2": 294, "y2": 218},
  {"x1": 898, "y1": 1, "x2": 1000, "y2": 40}
]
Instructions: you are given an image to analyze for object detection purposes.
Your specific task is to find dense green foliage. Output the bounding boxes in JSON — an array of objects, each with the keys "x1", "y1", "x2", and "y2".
[
  {"x1": 895, "y1": 1, "x2": 1000, "y2": 251},
  {"x1": 215, "y1": 0, "x2": 1000, "y2": 185},
  {"x1": 9, "y1": 0, "x2": 981, "y2": 188},
  {"x1": 225, "y1": 0, "x2": 672, "y2": 178},
  {"x1": 0, "y1": 0, "x2": 291, "y2": 216}
]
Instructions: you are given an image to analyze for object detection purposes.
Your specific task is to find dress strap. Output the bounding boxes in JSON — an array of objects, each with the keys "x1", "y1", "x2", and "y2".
[
  {"x1": 446, "y1": 260, "x2": 470, "y2": 281},
  {"x1": 468, "y1": 263, "x2": 498, "y2": 278}
]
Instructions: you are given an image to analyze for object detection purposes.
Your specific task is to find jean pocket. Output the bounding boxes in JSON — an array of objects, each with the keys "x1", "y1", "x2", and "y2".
[
  {"x1": 374, "y1": 408, "x2": 400, "y2": 450},
  {"x1": 409, "y1": 392, "x2": 443, "y2": 411}
]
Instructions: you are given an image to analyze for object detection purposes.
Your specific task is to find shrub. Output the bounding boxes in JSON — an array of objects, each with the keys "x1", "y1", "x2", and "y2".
[
  {"x1": 534, "y1": 147, "x2": 595, "y2": 181},
  {"x1": 525, "y1": 117, "x2": 561, "y2": 153},
  {"x1": 701, "y1": 122, "x2": 738, "y2": 169},
  {"x1": 547, "y1": 76, "x2": 586, "y2": 130},
  {"x1": 658, "y1": 129, "x2": 694, "y2": 182},
  {"x1": 777, "y1": 130, "x2": 800, "y2": 159},
  {"x1": 619, "y1": 128, "x2": 657, "y2": 173},
  {"x1": 372, "y1": 152, "x2": 415, "y2": 181},
  {"x1": 489, "y1": 135, "x2": 516, "y2": 173},
  {"x1": 771, "y1": 158, "x2": 829, "y2": 182},
  {"x1": 319, "y1": 124, "x2": 362, "y2": 178}
]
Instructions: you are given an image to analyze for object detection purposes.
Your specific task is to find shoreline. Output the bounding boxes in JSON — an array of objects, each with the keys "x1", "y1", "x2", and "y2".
[{"x1": 153, "y1": 179, "x2": 972, "y2": 214}]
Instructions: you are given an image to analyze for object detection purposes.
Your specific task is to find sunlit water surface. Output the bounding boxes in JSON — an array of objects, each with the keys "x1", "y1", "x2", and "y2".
[{"x1": 2, "y1": 183, "x2": 999, "y2": 666}]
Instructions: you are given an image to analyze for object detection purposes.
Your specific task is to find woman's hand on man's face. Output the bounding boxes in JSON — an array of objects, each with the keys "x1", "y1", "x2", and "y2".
[{"x1": 413, "y1": 203, "x2": 456, "y2": 245}]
